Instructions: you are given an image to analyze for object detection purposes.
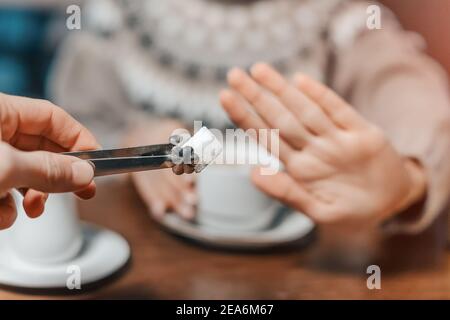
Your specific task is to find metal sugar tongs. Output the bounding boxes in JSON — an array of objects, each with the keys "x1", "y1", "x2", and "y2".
[{"x1": 64, "y1": 135, "x2": 198, "y2": 177}]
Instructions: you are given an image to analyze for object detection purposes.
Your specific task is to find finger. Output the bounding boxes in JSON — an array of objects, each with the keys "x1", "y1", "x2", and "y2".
[
  {"x1": 184, "y1": 174, "x2": 197, "y2": 187},
  {"x1": 150, "y1": 188, "x2": 169, "y2": 219},
  {"x1": 9, "y1": 134, "x2": 66, "y2": 152},
  {"x1": 74, "y1": 181, "x2": 97, "y2": 200},
  {"x1": 1, "y1": 144, "x2": 94, "y2": 193},
  {"x1": 182, "y1": 190, "x2": 198, "y2": 206},
  {"x1": 23, "y1": 189, "x2": 48, "y2": 218},
  {"x1": 7, "y1": 134, "x2": 98, "y2": 201},
  {"x1": 132, "y1": 172, "x2": 194, "y2": 220},
  {"x1": 158, "y1": 181, "x2": 194, "y2": 220},
  {"x1": 0, "y1": 192, "x2": 17, "y2": 230},
  {"x1": 174, "y1": 203, "x2": 195, "y2": 220},
  {"x1": 166, "y1": 174, "x2": 197, "y2": 206},
  {"x1": 183, "y1": 164, "x2": 195, "y2": 174},
  {"x1": 220, "y1": 89, "x2": 267, "y2": 131},
  {"x1": 220, "y1": 89, "x2": 294, "y2": 161},
  {"x1": 251, "y1": 63, "x2": 335, "y2": 135},
  {"x1": 0, "y1": 93, "x2": 100, "y2": 151},
  {"x1": 158, "y1": 174, "x2": 196, "y2": 219},
  {"x1": 227, "y1": 68, "x2": 311, "y2": 149},
  {"x1": 172, "y1": 164, "x2": 184, "y2": 175},
  {"x1": 173, "y1": 200, "x2": 195, "y2": 220},
  {"x1": 131, "y1": 173, "x2": 166, "y2": 218},
  {"x1": 251, "y1": 168, "x2": 316, "y2": 215},
  {"x1": 293, "y1": 73, "x2": 367, "y2": 130}
]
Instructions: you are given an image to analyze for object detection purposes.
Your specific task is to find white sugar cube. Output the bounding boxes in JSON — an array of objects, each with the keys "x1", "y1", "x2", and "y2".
[{"x1": 181, "y1": 127, "x2": 222, "y2": 171}]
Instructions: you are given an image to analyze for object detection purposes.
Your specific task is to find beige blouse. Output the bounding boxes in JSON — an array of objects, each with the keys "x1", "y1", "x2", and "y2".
[{"x1": 50, "y1": 0, "x2": 450, "y2": 234}]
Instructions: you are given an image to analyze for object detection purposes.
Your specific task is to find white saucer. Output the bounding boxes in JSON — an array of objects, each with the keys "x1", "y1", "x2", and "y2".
[
  {"x1": 0, "y1": 223, "x2": 130, "y2": 290},
  {"x1": 160, "y1": 208, "x2": 315, "y2": 250}
]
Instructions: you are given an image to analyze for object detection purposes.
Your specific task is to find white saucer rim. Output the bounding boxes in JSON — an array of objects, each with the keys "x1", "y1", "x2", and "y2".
[
  {"x1": 0, "y1": 222, "x2": 130, "y2": 289},
  {"x1": 195, "y1": 202, "x2": 281, "y2": 233},
  {"x1": 159, "y1": 208, "x2": 315, "y2": 249}
]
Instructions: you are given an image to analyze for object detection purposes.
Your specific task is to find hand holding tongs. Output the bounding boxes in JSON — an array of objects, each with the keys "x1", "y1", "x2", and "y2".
[{"x1": 64, "y1": 135, "x2": 198, "y2": 177}]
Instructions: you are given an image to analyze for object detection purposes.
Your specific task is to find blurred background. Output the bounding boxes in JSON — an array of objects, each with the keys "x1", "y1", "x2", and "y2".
[
  {"x1": 0, "y1": 0, "x2": 80, "y2": 97},
  {"x1": 0, "y1": 0, "x2": 448, "y2": 299},
  {"x1": 0, "y1": 0, "x2": 448, "y2": 99},
  {"x1": 0, "y1": 6, "x2": 53, "y2": 97}
]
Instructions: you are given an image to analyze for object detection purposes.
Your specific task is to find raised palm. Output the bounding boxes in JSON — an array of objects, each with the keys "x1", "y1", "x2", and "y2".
[{"x1": 220, "y1": 64, "x2": 425, "y2": 226}]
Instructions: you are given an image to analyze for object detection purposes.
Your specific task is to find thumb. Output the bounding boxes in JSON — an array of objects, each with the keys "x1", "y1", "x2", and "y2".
[{"x1": 1, "y1": 144, "x2": 94, "y2": 193}]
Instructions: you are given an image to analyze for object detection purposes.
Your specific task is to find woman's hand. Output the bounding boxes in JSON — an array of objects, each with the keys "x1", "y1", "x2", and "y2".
[
  {"x1": 0, "y1": 93, "x2": 100, "y2": 229},
  {"x1": 220, "y1": 63, "x2": 426, "y2": 226},
  {"x1": 125, "y1": 119, "x2": 197, "y2": 221}
]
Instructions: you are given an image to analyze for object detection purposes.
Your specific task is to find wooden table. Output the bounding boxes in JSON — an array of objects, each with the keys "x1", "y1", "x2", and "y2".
[{"x1": 0, "y1": 179, "x2": 449, "y2": 299}]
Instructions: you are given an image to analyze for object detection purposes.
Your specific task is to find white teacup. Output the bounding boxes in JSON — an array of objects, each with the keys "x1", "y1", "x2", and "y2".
[
  {"x1": 10, "y1": 192, "x2": 83, "y2": 264},
  {"x1": 196, "y1": 139, "x2": 281, "y2": 232}
]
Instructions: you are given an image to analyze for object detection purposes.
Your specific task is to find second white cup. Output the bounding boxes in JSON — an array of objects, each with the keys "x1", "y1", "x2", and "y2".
[{"x1": 196, "y1": 138, "x2": 282, "y2": 232}]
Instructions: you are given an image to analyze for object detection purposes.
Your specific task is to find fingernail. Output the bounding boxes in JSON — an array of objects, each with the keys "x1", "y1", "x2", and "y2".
[
  {"x1": 71, "y1": 161, "x2": 95, "y2": 186},
  {"x1": 183, "y1": 192, "x2": 198, "y2": 205},
  {"x1": 179, "y1": 205, "x2": 195, "y2": 220},
  {"x1": 40, "y1": 194, "x2": 48, "y2": 208},
  {"x1": 151, "y1": 202, "x2": 165, "y2": 218}
]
